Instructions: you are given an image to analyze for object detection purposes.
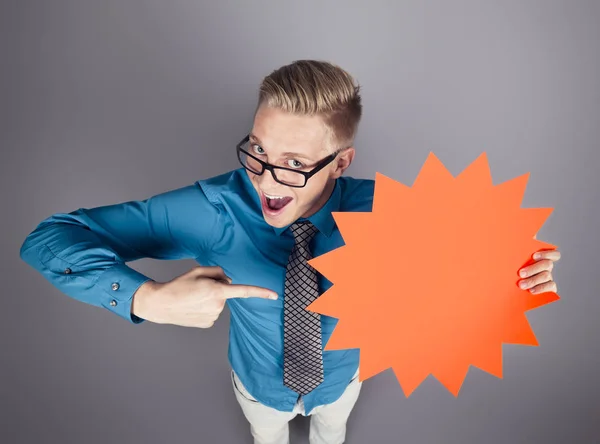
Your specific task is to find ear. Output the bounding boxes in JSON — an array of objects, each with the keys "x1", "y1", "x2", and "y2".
[{"x1": 332, "y1": 147, "x2": 355, "y2": 178}]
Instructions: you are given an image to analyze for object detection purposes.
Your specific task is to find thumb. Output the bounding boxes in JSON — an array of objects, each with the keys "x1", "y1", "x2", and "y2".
[
  {"x1": 223, "y1": 284, "x2": 278, "y2": 300},
  {"x1": 190, "y1": 266, "x2": 231, "y2": 283}
]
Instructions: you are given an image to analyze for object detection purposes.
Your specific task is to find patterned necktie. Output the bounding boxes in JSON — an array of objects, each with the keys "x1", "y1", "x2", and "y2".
[{"x1": 283, "y1": 221, "x2": 324, "y2": 395}]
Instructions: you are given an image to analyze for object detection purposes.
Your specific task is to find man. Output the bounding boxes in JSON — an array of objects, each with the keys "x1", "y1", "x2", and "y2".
[{"x1": 19, "y1": 60, "x2": 561, "y2": 444}]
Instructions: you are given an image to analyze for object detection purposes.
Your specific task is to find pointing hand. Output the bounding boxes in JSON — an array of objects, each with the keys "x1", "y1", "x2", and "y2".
[{"x1": 132, "y1": 266, "x2": 278, "y2": 327}]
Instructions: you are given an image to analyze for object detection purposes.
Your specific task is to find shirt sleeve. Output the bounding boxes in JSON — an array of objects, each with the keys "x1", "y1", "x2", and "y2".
[{"x1": 19, "y1": 183, "x2": 224, "y2": 324}]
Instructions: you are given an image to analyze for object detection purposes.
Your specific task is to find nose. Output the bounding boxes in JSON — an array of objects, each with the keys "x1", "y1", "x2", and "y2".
[{"x1": 257, "y1": 168, "x2": 280, "y2": 189}]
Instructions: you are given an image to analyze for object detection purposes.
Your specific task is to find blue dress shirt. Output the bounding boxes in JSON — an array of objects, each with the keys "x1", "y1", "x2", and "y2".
[{"x1": 19, "y1": 167, "x2": 375, "y2": 414}]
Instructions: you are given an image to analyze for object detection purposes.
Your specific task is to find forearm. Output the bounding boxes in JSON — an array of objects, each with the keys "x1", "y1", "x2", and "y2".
[
  {"x1": 20, "y1": 214, "x2": 153, "y2": 323},
  {"x1": 20, "y1": 185, "x2": 221, "y2": 324}
]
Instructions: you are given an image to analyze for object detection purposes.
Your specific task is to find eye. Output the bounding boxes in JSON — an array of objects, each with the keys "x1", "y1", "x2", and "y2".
[
  {"x1": 287, "y1": 159, "x2": 304, "y2": 169},
  {"x1": 251, "y1": 144, "x2": 265, "y2": 155}
]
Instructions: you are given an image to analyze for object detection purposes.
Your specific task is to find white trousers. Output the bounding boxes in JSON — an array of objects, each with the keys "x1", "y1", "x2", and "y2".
[{"x1": 231, "y1": 369, "x2": 362, "y2": 444}]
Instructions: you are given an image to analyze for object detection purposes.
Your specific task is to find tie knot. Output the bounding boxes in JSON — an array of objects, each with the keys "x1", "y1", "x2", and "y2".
[{"x1": 290, "y1": 221, "x2": 318, "y2": 246}]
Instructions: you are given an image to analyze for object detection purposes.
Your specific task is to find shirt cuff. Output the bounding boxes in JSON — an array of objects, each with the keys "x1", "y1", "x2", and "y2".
[{"x1": 94, "y1": 263, "x2": 152, "y2": 324}]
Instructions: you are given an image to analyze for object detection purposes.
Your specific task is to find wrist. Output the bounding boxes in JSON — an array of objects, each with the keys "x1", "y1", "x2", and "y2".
[{"x1": 131, "y1": 280, "x2": 163, "y2": 322}]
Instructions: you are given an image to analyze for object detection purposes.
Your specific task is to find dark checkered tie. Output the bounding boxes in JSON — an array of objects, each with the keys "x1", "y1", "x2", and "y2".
[{"x1": 283, "y1": 221, "x2": 324, "y2": 395}]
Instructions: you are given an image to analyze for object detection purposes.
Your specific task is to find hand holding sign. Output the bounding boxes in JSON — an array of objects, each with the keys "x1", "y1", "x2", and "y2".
[{"x1": 307, "y1": 152, "x2": 560, "y2": 397}]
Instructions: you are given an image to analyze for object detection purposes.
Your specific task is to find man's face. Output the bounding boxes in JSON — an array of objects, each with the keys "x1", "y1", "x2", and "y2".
[{"x1": 246, "y1": 104, "x2": 355, "y2": 228}]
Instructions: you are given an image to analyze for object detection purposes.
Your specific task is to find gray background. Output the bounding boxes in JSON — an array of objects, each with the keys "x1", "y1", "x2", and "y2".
[{"x1": 2, "y1": 1, "x2": 599, "y2": 443}]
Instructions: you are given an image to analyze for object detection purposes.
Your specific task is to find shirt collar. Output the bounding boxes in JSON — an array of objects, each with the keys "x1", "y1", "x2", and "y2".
[{"x1": 273, "y1": 179, "x2": 341, "y2": 238}]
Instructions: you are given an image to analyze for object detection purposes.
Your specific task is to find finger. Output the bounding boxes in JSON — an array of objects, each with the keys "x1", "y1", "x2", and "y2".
[
  {"x1": 528, "y1": 280, "x2": 558, "y2": 294},
  {"x1": 519, "y1": 270, "x2": 552, "y2": 290},
  {"x1": 519, "y1": 259, "x2": 553, "y2": 278},
  {"x1": 223, "y1": 284, "x2": 278, "y2": 300},
  {"x1": 192, "y1": 266, "x2": 231, "y2": 283},
  {"x1": 533, "y1": 250, "x2": 561, "y2": 261}
]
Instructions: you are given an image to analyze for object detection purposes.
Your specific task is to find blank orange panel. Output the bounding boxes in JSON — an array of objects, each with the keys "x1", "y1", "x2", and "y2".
[{"x1": 307, "y1": 152, "x2": 560, "y2": 397}]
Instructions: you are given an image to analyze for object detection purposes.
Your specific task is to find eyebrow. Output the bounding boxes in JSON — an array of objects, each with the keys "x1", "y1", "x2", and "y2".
[{"x1": 249, "y1": 133, "x2": 315, "y2": 162}]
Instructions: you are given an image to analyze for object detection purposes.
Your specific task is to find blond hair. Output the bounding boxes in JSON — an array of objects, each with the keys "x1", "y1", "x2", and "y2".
[{"x1": 257, "y1": 60, "x2": 362, "y2": 151}]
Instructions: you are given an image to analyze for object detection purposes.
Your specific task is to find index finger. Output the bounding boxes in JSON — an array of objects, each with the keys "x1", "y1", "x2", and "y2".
[{"x1": 223, "y1": 284, "x2": 278, "y2": 300}]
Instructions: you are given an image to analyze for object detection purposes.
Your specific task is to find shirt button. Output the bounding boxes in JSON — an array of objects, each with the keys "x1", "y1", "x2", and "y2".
[
  {"x1": 110, "y1": 300, "x2": 117, "y2": 307},
  {"x1": 111, "y1": 282, "x2": 120, "y2": 291},
  {"x1": 64, "y1": 268, "x2": 72, "y2": 274}
]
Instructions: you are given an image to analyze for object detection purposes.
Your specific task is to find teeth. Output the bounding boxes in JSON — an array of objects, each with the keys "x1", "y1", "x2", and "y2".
[{"x1": 264, "y1": 193, "x2": 285, "y2": 199}]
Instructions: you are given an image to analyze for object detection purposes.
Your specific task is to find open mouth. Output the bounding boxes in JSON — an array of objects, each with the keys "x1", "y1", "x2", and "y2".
[{"x1": 261, "y1": 191, "x2": 293, "y2": 215}]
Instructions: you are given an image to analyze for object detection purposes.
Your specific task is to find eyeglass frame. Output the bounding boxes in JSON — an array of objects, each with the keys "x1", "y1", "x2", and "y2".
[{"x1": 235, "y1": 134, "x2": 344, "y2": 188}]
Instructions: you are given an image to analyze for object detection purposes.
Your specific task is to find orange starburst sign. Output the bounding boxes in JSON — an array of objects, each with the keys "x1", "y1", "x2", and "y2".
[{"x1": 306, "y1": 152, "x2": 560, "y2": 397}]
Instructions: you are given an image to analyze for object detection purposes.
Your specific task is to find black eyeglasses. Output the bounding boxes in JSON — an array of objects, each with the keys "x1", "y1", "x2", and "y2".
[{"x1": 236, "y1": 134, "x2": 341, "y2": 188}]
